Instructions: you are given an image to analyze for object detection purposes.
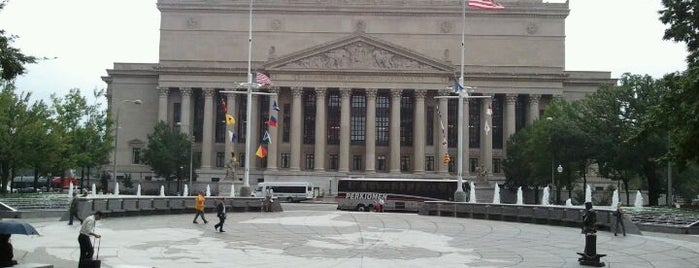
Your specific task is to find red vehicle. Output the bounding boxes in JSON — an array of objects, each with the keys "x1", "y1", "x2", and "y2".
[{"x1": 51, "y1": 177, "x2": 79, "y2": 189}]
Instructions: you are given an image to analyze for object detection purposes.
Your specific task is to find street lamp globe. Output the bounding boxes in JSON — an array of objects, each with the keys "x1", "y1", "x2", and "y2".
[{"x1": 557, "y1": 164, "x2": 563, "y2": 173}]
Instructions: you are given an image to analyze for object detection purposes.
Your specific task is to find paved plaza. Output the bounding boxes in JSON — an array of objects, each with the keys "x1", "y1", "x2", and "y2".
[{"x1": 10, "y1": 203, "x2": 699, "y2": 268}]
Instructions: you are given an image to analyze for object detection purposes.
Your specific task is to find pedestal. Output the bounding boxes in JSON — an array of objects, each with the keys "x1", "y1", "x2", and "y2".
[
  {"x1": 577, "y1": 233, "x2": 606, "y2": 267},
  {"x1": 239, "y1": 186, "x2": 252, "y2": 197},
  {"x1": 454, "y1": 190, "x2": 467, "y2": 202}
]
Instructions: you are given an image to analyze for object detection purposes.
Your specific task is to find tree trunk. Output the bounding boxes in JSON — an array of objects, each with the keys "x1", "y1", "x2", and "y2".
[
  {"x1": 33, "y1": 167, "x2": 39, "y2": 191},
  {"x1": 624, "y1": 179, "x2": 630, "y2": 206}
]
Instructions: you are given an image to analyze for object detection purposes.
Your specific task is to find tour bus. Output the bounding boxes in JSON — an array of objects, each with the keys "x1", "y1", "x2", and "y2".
[
  {"x1": 336, "y1": 178, "x2": 465, "y2": 212},
  {"x1": 254, "y1": 182, "x2": 314, "y2": 202}
]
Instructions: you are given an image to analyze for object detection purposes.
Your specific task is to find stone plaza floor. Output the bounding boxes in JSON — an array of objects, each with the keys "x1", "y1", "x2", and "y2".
[{"x1": 10, "y1": 203, "x2": 699, "y2": 268}]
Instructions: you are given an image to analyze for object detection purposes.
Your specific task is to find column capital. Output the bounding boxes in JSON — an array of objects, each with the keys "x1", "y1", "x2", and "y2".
[
  {"x1": 506, "y1": 93, "x2": 518, "y2": 104},
  {"x1": 315, "y1": 87, "x2": 327, "y2": 97},
  {"x1": 528, "y1": 94, "x2": 541, "y2": 104},
  {"x1": 180, "y1": 87, "x2": 192, "y2": 96},
  {"x1": 203, "y1": 88, "x2": 216, "y2": 97},
  {"x1": 269, "y1": 87, "x2": 281, "y2": 94},
  {"x1": 340, "y1": 88, "x2": 352, "y2": 98},
  {"x1": 414, "y1": 89, "x2": 427, "y2": 99},
  {"x1": 158, "y1": 87, "x2": 170, "y2": 97},
  {"x1": 366, "y1": 88, "x2": 378, "y2": 98},
  {"x1": 291, "y1": 87, "x2": 304, "y2": 97},
  {"x1": 390, "y1": 88, "x2": 402, "y2": 98}
]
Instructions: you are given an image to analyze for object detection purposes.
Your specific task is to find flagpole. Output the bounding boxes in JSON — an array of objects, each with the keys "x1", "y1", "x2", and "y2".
[
  {"x1": 453, "y1": 0, "x2": 468, "y2": 202},
  {"x1": 241, "y1": 0, "x2": 254, "y2": 197}
]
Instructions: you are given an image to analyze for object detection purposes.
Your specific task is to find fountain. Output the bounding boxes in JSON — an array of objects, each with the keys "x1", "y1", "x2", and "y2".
[
  {"x1": 468, "y1": 181, "x2": 476, "y2": 203},
  {"x1": 137, "y1": 184, "x2": 142, "y2": 197},
  {"x1": 206, "y1": 184, "x2": 211, "y2": 197},
  {"x1": 160, "y1": 185, "x2": 165, "y2": 197},
  {"x1": 611, "y1": 189, "x2": 619, "y2": 208},
  {"x1": 229, "y1": 184, "x2": 235, "y2": 197},
  {"x1": 585, "y1": 184, "x2": 592, "y2": 203},
  {"x1": 115, "y1": 182, "x2": 120, "y2": 195},
  {"x1": 516, "y1": 187, "x2": 523, "y2": 205},
  {"x1": 68, "y1": 182, "x2": 74, "y2": 196},
  {"x1": 91, "y1": 184, "x2": 96, "y2": 195},
  {"x1": 634, "y1": 190, "x2": 644, "y2": 207},
  {"x1": 565, "y1": 198, "x2": 573, "y2": 207},
  {"x1": 541, "y1": 186, "x2": 550, "y2": 206},
  {"x1": 492, "y1": 184, "x2": 501, "y2": 204},
  {"x1": 183, "y1": 184, "x2": 189, "y2": 197}
]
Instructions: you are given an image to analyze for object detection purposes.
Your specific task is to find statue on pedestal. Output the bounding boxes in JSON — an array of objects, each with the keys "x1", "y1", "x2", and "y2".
[
  {"x1": 577, "y1": 202, "x2": 606, "y2": 267},
  {"x1": 475, "y1": 165, "x2": 488, "y2": 184}
]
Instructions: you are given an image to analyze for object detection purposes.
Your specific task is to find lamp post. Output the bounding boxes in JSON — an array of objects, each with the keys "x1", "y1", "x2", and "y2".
[
  {"x1": 112, "y1": 99, "x2": 142, "y2": 193},
  {"x1": 328, "y1": 178, "x2": 332, "y2": 196},
  {"x1": 557, "y1": 164, "x2": 563, "y2": 203}
]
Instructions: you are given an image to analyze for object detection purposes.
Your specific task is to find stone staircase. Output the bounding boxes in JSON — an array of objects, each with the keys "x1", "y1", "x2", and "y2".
[{"x1": 0, "y1": 195, "x2": 71, "y2": 210}]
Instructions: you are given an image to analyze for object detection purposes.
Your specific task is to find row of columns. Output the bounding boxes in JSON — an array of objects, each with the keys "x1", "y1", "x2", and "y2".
[{"x1": 157, "y1": 87, "x2": 543, "y2": 175}]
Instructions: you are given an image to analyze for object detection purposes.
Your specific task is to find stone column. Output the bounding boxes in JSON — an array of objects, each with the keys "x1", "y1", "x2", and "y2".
[
  {"x1": 527, "y1": 94, "x2": 541, "y2": 125},
  {"x1": 390, "y1": 89, "x2": 402, "y2": 173},
  {"x1": 480, "y1": 95, "x2": 493, "y2": 176},
  {"x1": 413, "y1": 90, "x2": 427, "y2": 174},
  {"x1": 157, "y1": 87, "x2": 169, "y2": 122},
  {"x1": 180, "y1": 88, "x2": 192, "y2": 135},
  {"x1": 314, "y1": 88, "x2": 327, "y2": 172},
  {"x1": 365, "y1": 89, "x2": 377, "y2": 173},
  {"x1": 438, "y1": 91, "x2": 449, "y2": 173},
  {"x1": 201, "y1": 88, "x2": 215, "y2": 169},
  {"x1": 266, "y1": 87, "x2": 280, "y2": 171},
  {"x1": 462, "y1": 98, "x2": 470, "y2": 176},
  {"x1": 290, "y1": 87, "x2": 303, "y2": 171},
  {"x1": 225, "y1": 91, "x2": 237, "y2": 168},
  {"x1": 339, "y1": 88, "x2": 351, "y2": 172},
  {"x1": 504, "y1": 94, "x2": 517, "y2": 150}
]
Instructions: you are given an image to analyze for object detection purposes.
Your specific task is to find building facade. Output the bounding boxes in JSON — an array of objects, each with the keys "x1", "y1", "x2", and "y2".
[{"x1": 103, "y1": 0, "x2": 614, "y2": 194}]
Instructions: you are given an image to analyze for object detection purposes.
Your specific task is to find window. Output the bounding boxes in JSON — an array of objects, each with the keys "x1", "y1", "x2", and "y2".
[
  {"x1": 215, "y1": 152, "x2": 225, "y2": 168},
  {"x1": 492, "y1": 96, "x2": 504, "y2": 149},
  {"x1": 425, "y1": 155, "x2": 434, "y2": 172},
  {"x1": 132, "y1": 148, "x2": 142, "y2": 164},
  {"x1": 327, "y1": 91, "x2": 341, "y2": 145},
  {"x1": 352, "y1": 155, "x2": 362, "y2": 170},
  {"x1": 173, "y1": 102, "x2": 181, "y2": 125},
  {"x1": 280, "y1": 153, "x2": 290, "y2": 168},
  {"x1": 377, "y1": 155, "x2": 386, "y2": 171},
  {"x1": 193, "y1": 89, "x2": 204, "y2": 142},
  {"x1": 469, "y1": 99, "x2": 481, "y2": 148},
  {"x1": 329, "y1": 154, "x2": 339, "y2": 170},
  {"x1": 239, "y1": 155, "x2": 245, "y2": 168},
  {"x1": 350, "y1": 93, "x2": 366, "y2": 144},
  {"x1": 426, "y1": 106, "x2": 434, "y2": 146},
  {"x1": 237, "y1": 96, "x2": 247, "y2": 143},
  {"x1": 447, "y1": 99, "x2": 457, "y2": 148},
  {"x1": 305, "y1": 154, "x2": 315, "y2": 170},
  {"x1": 400, "y1": 156, "x2": 411, "y2": 172},
  {"x1": 448, "y1": 156, "x2": 456, "y2": 173},
  {"x1": 282, "y1": 103, "x2": 291, "y2": 142},
  {"x1": 215, "y1": 93, "x2": 226, "y2": 143},
  {"x1": 515, "y1": 95, "x2": 527, "y2": 132},
  {"x1": 400, "y1": 93, "x2": 413, "y2": 146},
  {"x1": 376, "y1": 93, "x2": 390, "y2": 146},
  {"x1": 493, "y1": 158, "x2": 502, "y2": 174},
  {"x1": 303, "y1": 91, "x2": 316, "y2": 144},
  {"x1": 469, "y1": 158, "x2": 479, "y2": 173}
]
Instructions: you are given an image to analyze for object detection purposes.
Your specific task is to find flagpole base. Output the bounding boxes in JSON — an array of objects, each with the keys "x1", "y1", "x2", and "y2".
[
  {"x1": 454, "y1": 190, "x2": 467, "y2": 202},
  {"x1": 239, "y1": 186, "x2": 252, "y2": 197}
]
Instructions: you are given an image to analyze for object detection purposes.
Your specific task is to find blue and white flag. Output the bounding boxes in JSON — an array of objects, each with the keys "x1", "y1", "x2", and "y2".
[{"x1": 453, "y1": 77, "x2": 464, "y2": 93}]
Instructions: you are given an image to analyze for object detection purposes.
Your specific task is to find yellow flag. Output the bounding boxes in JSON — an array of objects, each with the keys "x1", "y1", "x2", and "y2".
[
  {"x1": 256, "y1": 145, "x2": 267, "y2": 158},
  {"x1": 225, "y1": 114, "x2": 235, "y2": 125}
]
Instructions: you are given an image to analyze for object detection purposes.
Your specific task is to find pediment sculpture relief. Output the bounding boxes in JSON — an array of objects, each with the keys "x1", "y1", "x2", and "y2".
[{"x1": 280, "y1": 42, "x2": 440, "y2": 71}]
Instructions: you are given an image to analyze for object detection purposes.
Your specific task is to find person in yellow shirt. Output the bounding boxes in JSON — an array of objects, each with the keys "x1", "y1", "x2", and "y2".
[{"x1": 193, "y1": 192, "x2": 208, "y2": 224}]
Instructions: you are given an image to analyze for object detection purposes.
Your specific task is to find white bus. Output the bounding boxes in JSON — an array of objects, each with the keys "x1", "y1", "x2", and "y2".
[
  {"x1": 254, "y1": 182, "x2": 314, "y2": 202},
  {"x1": 336, "y1": 178, "x2": 464, "y2": 212}
]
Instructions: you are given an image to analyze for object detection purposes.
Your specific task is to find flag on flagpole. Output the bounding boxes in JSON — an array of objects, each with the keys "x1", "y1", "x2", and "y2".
[
  {"x1": 453, "y1": 77, "x2": 464, "y2": 93},
  {"x1": 272, "y1": 100, "x2": 280, "y2": 111},
  {"x1": 256, "y1": 145, "x2": 268, "y2": 158},
  {"x1": 484, "y1": 121, "x2": 491, "y2": 135},
  {"x1": 436, "y1": 105, "x2": 448, "y2": 151},
  {"x1": 256, "y1": 72, "x2": 272, "y2": 85},
  {"x1": 220, "y1": 98, "x2": 228, "y2": 113},
  {"x1": 468, "y1": 0, "x2": 504, "y2": 10},
  {"x1": 268, "y1": 115, "x2": 278, "y2": 127},
  {"x1": 225, "y1": 114, "x2": 236, "y2": 125},
  {"x1": 486, "y1": 103, "x2": 492, "y2": 116},
  {"x1": 262, "y1": 131, "x2": 272, "y2": 144},
  {"x1": 231, "y1": 133, "x2": 238, "y2": 143},
  {"x1": 228, "y1": 130, "x2": 234, "y2": 143}
]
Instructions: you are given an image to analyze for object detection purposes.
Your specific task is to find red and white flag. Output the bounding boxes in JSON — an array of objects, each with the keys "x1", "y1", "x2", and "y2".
[
  {"x1": 256, "y1": 72, "x2": 272, "y2": 85},
  {"x1": 468, "y1": 0, "x2": 504, "y2": 10}
]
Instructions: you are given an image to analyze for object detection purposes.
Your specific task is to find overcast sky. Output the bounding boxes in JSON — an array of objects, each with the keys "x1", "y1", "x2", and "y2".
[{"x1": 0, "y1": 0, "x2": 689, "y2": 105}]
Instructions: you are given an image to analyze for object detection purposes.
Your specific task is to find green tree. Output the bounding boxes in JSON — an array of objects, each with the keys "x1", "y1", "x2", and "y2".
[{"x1": 141, "y1": 121, "x2": 193, "y2": 195}]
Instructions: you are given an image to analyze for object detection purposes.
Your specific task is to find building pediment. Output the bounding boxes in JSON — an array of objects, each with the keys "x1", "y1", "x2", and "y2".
[{"x1": 264, "y1": 34, "x2": 454, "y2": 74}]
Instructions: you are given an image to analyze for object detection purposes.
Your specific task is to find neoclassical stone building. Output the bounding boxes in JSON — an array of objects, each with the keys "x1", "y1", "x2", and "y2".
[{"x1": 103, "y1": 0, "x2": 614, "y2": 194}]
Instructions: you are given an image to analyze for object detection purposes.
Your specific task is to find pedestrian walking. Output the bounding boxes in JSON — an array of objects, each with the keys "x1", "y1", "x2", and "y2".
[
  {"x1": 263, "y1": 189, "x2": 273, "y2": 212},
  {"x1": 78, "y1": 211, "x2": 102, "y2": 267},
  {"x1": 193, "y1": 192, "x2": 208, "y2": 224},
  {"x1": 614, "y1": 202, "x2": 626, "y2": 236},
  {"x1": 68, "y1": 192, "x2": 83, "y2": 225},
  {"x1": 214, "y1": 198, "x2": 227, "y2": 232}
]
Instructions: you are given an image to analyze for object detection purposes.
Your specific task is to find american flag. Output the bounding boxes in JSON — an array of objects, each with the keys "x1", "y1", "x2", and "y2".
[
  {"x1": 256, "y1": 72, "x2": 272, "y2": 85},
  {"x1": 468, "y1": 0, "x2": 504, "y2": 10}
]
